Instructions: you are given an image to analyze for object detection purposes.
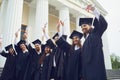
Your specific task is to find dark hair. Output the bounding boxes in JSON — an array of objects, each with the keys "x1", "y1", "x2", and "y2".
[
  {"x1": 68, "y1": 39, "x2": 82, "y2": 56},
  {"x1": 39, "y1": 49, "x2": 51, "y2": 64},
  {"x1": 39, "y1": 53, "x2": 46, "y2": 64},
  {"x1": 72, "y1": 38, "x2": 82, "y2": 48}
]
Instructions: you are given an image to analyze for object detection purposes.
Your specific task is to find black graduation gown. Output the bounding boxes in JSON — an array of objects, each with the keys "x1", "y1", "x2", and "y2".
[
  {"x1": 56, "y1": 37, "x2": 82, "y2": 80},
  {"x1": 15, "y1": 45, "x2": 29, "y2": 80},
  {"x1": 82, "y1": 15, "x2": 108, "y2": 80},
  {"x1": 41, "y1": 54, "x2": 51, "y2": 80},
  {"x1": 46, "y1": 39, "x2": 66, "y2": 80},
  {"x1": 0, "y1": 51, "x2": 16, "y2": 80},
  {"x1": 23, "y1": 45, "x2": 43, "y2": 80}
]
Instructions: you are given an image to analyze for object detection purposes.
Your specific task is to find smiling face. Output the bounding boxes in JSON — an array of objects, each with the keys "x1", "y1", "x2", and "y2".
[
  {"x1": 20, "y1": 44, "x2": 27, "y2": 51},
  {"x1": 34, "y1": 44, "x2": 41, "y2": 52},
  {"x1": 9, "y1": 48, "x2": 14, "y2": 54},
  {"x1": 81, "y1": 24, "x2": 91, "y2": 34},
  {"x1": 45, "y1": 47, "x2": 51, "y2": 54},
  {"x1": 72, "y1": 36, "x2": 80, "y2": 45}
]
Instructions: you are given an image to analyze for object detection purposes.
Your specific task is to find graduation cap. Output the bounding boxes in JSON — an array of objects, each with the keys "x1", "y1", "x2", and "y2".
[
  {"x1": 44, "y1": 43, "x2": 52, "y2": 48},
  {"x1": 62, "y1": 35, "x2": 67, "y2": 40},
  {"x1": 52, "y1": 33, "x2": 59, "y2": 39},
  {"x1": 46, "y1": 39, "x2": 55, "y2": 49},
  {"x1": 17, "y1": 40, "x2": 26, "y2": 46},
  {"x1": 79, "y1": 18, "x2": 93, "y2": 26},
  {"x1": 69, "y1": 30, "x2": 83, "y2": 39},
  {"x1": 32, "y1": 39, "x2": 41, "y2": 45},
  {"x1": 5, "y1": 44, "x2": 13, "y2": 51}
]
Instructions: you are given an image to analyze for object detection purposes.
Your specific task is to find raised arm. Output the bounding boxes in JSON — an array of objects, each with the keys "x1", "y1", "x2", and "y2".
[
  {"x1": 93, "y1": 10, "x2": 108, "y2": 36},
  {"x1": 56, "y1": 37, "x2": 71, "y2": 53},
  {"x1": 14, "y1": 28, "x2": 21, "y2": 45},
  {"x1": 0, "y1": 42, "x2": 8, "y2": 57},
  {"x1": 86, "y1": 5, "x2": 108, "y2": 36}
]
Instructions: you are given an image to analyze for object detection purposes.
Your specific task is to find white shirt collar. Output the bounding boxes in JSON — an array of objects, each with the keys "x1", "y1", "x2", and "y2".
[
  {"x1": 46, "y1": 53, "x2": 50, "y2": 56},
  {"x1": 23, "y1": 49, "x2": 28, "y2": 53},
  {"x1": 74, "y1": 45, "x2": 80, "y2": 50},
  {"x1": 36, "y1": 50, "x2": 41, "y2": 54},
  {"x1": 86, "y1": 34, "x2": 89, "y2": 39}
]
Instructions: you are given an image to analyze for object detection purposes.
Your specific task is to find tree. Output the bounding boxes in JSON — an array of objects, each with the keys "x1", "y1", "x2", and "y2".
[{"x1": 110, "y1": 53, "x2": 120, "y2": 70}]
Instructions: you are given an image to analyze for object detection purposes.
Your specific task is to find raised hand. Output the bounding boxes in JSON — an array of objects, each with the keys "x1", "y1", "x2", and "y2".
[
  {"x1": 23, "y1": 32, "x2": 28, "y2": 40},
  {"x1": 60, "y1": 20, "x2": 64, "y2": 27},
  {"x1": 42, "y1": 27, "x2": 46, "y2": 34},
  {"x1": 57, "y1": 20, "x2": 61, "y2": 32},
  {"x1": 0, "y1": 34, "x2": 2, "y2": 43},
  {"x1": 0, "y1": 42, "x2": 2, "y2": 47},
  {"x1": 15, "y1": 28, "x2": 21, "y2": 38},
  {"x1": 44, "y1": 22, "x2": 48, "y2": 28},
  {"x1": 86, "y1": 4, "x2": 95, "y2": 12},
  {"x1": 15, "y1": 32, "x2": 18, "y2": 38}
]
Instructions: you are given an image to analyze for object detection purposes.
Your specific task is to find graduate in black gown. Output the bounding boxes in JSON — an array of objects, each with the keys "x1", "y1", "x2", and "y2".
[
  {"x1": 24, "y1": 39, "x2": 43, "y2": 80},
  {"x1": 56, "y1": 29, "x2": 83, "y2": 80},
  {"x1": 15, "y1": 40, "x2": 30, "y2": 80},
  {"x1": 0, "y1": 43, "x2": 16, "y2": 80},
  {"x1": 80, "y1": 5, "x2": 108, "y2": 80},
  {"x1": 39, "y1": 43, "x2": 52, "y2": 80},
  {"x1": 42, "y1": 21, "x2": 67, "y2": 80},
  {"x1": 14, "y1": 30, "x2": 30, "y2": 80}
]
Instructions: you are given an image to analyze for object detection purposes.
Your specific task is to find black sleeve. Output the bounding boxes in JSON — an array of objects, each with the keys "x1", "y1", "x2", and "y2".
[
  {"x1": 0, "y1": 51, "x2": 8, "y2": 57},
  {"x1": 14, "y1": 45, "x2": 21, "y2": 54},
  {"x1": 56, "y1": 37, "x2": 71, "y2": 53},
  {"x1": 46, "y1": 39, "x2": 56, "y2": 49},
  {"x1": 27, "y1": 44, "x2": 33, "y2": 51},
  {"x1": 93, "y1": 15, "x2": 108, "y2": 36}
]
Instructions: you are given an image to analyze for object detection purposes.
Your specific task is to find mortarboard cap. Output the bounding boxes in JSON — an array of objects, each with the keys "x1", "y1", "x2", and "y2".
[
  {"x1": 17, "y1": 40, "x2": 26, "y2": 46},
  {"x1": 79, "y1": 18, "x2": 93, "y2": 26},
  {"x1": 69, "y1": 30, "x2": 83, "y2": 39},
  {"x1": 32, "y1": 39, "x2": 41, "y2": 45},
  {"x1": 44, "y1": 43, "x2": 51, "y2": 48},
  {"x1": 46, "y1": 39, "x2": 55, "y2": 49},
  {"x1": 52, "y1": 33, "x2": 59, "y2": 39},
  {"x1": 5, "y1": 44, "x2": 13, "y2": 51}
]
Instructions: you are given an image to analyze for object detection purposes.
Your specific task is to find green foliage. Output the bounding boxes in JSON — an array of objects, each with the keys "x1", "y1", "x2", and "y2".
[{"x1": 110, "y1": 54, "x2": 120, "y2": 70}]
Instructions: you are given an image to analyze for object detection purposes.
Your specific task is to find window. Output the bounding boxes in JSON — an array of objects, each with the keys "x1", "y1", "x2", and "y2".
[{"x1": 21, "y1": 24, "x2": 27, "y2": 40}]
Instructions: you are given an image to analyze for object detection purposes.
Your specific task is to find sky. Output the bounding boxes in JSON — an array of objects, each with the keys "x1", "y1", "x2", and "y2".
[{"x1": 97, "y1": 0, "x2": 120, "y2": 56}]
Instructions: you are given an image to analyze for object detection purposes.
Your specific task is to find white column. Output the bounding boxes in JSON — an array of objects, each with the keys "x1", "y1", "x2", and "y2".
[
  {"x1": 0, "y1": 0, "x2": 8, "y2": 68},
  {"x1": 2, "y1": 0, "x2": 23, "y2": 47},
  {"x1": 59, "y1": 7, "x2": 70, "y2": 42},
  {"x1": 0, "y1": 0, "x2": 8, "y2": 34},
  {"x1": 102, "y1": 32, "x2": 112, "y2": 69},
  {"x1": 34, "y1": 0, "x2": 48, "y2": 40},
  {"x1": 76, "y1": 15, "x2": 82, "y2": 32},
  {"x1": 0, "y1": 0, "x2": 23, "y2": 67},
  {"x1": 28, "y1": 7, "x2": 36, "y2": 42}
]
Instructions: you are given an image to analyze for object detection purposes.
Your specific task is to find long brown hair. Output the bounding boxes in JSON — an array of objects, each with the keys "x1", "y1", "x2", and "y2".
[
  {"x1": 68, "y1": 39, "x2": 82, "y2": 56},
  {"x1": 72, "y1": 39, "x2": 82, "y2": 48},
  {"x1": 39, "y1": 53, "x2": 46, "y2": 65},
  {"x1": 39, "y1": 48, "x2": 51, "y2": 64}
]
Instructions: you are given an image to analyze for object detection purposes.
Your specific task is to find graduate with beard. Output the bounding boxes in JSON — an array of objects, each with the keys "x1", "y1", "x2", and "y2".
[
  {"x1": 80, "y1": 5, "x2": 108, "y2": 80},
  {"x1": 24, "y1": 39, "x2": 43, "y2": 80},
  {"x1": 55, "y1": 23, "x2": 83, "y2": 80},
  {"x1": 0, "y1": 43, "x2": 16, "y2": 80}
]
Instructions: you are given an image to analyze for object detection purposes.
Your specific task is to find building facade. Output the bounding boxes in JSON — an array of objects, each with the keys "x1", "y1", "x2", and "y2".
[{"x1": 0, "y1": 0, "x2": 112, "y2": 69}]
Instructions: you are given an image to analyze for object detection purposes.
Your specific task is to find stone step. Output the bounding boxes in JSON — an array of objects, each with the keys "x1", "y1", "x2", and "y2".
[
  {"x1": 0, "y1": 68, "x2": 120, "y2": 79},
  {"x1": 106, "y1": 69, "x2": 120, "y2": 80}
]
